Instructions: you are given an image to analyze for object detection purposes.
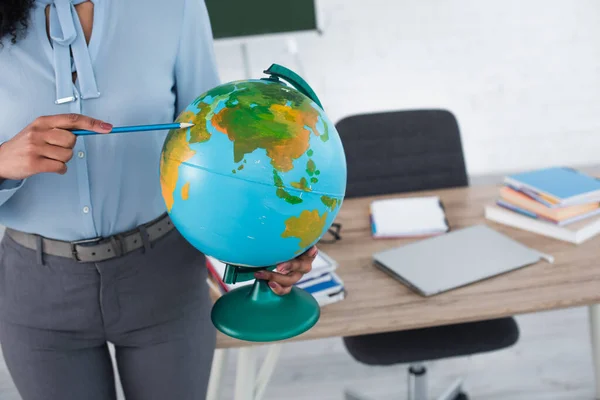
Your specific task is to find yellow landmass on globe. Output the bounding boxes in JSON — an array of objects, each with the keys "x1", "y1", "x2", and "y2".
[
  {"x1": 160, "y1": 91, "x2": 232, "y2": 212},
  {"x1": 291, "y1": 177, "x2": 311, "y2": 192},
  {"x1": 177, "y1": 111, "x2": 195, "y2": 125},
  {"x1": 281, "y1": 209, "x2": 328, "y2": 251},
  {"x1": 320, "y1": 195, "x2": 339, "y2": 211},
  {"x1": 178, "y1": 110, "x2": 211, "y2": 143},
  {"x1": 181, "y1": 182, "x2": 190, "y2": 201},
  {"x1": 160, "y1": 127, "x2": 195, "y2": 212}
]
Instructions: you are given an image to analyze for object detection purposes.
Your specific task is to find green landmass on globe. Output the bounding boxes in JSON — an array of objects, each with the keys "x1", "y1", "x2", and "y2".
[{"x1": 160, "y1": 80, "x2": 342, "y2": 254}]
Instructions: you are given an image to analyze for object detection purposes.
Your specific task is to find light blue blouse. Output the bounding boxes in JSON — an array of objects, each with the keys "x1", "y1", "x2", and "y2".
[{"x1": 0, "y1": 0, "x2": 221, "y2": 241}]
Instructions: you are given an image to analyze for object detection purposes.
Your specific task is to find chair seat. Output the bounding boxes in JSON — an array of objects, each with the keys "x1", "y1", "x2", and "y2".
[{"x1": 343, "y1": 317, "x2": 519, "y2": 366}]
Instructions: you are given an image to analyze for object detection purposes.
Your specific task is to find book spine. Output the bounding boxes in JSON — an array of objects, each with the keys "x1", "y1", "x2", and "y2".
[
  {"x1": 369, "y1": 206, "x2": 377, "y2": 236},
  {"x1": 205, "y1": 259, "x2": 230, "y2": 293},
  {"x1": 484, "y1": 206, "x2": 577, "y2": 244},
  {"x1": 438, "y1": 198, "x2": 451, "y2": 232},
  {"x1": 496, "y1": 199, "x2": 557, "y2": 224},
  {"x1": 504, "y1": 183, "x2": 558, "y2": 208}
]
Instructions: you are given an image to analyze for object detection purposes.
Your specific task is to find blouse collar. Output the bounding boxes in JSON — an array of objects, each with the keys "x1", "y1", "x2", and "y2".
[{"x1": 36, "y1": 0, "x2": 100, "y2": 104}]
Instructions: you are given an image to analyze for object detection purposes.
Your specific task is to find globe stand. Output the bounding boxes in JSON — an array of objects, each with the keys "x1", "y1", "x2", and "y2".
[{"x1": 211, "y1": 264, "x2": 320, "y2": 342}]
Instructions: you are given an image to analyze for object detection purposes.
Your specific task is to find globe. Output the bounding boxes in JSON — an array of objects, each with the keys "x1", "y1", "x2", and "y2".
[{"x1": 159, "y1": 64, "x2": 347, "y2": 342}]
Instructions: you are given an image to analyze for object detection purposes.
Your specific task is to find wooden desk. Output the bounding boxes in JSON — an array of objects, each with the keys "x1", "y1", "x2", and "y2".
[{"x1": 216, "y1": 183, "x2": 600, "y2": 349}]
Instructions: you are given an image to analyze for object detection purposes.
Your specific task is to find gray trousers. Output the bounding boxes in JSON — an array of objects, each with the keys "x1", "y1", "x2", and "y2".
[{"x1": 0, "y1": 228, "x2": 216, "y2": 400}]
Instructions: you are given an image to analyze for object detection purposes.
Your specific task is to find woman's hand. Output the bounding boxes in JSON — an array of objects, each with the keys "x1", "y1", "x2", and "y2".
[
  {"x1": 0, "y1": 113, "x2": 112, "y2": 180},
  {"x1": 254, "y1": 245, "x2": 318, "y2": 295}
]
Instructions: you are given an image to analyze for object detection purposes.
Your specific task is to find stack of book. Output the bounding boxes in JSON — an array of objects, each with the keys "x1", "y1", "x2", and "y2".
[
  {"x1": 484, "y1": 166, "x2": 600, "y2": 244},
  {"x1": 205, "y1": 251, "x2": 346, "y2": 306}
]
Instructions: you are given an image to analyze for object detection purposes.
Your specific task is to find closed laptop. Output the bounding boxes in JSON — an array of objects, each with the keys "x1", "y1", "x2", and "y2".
[{"x1": 372, "y1": 224, "x2": 552, "y2": 297}]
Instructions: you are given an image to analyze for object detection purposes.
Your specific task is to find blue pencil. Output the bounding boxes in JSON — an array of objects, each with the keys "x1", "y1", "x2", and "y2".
[{"x1": 72, "y1": 122, "x2": 194, "y2": 135}]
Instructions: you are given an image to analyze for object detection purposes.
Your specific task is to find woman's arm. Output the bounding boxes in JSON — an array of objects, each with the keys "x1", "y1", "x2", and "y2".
[
  {"x1": 174, "y1": 0, "x2": 221, "y2": 115},
  {"x1": 0, "y1": 114, "x2": 112, "y2": 207}
]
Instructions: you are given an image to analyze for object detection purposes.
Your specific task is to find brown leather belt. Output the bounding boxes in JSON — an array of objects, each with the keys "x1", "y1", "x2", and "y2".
[{"x1": 5, "y1": 213, "x2": 175, "y2": 263}]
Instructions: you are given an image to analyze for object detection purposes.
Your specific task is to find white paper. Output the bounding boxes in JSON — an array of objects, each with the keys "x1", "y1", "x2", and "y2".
[{"x1": 370, "y1": 196, "x2": 449, "y2": 237}]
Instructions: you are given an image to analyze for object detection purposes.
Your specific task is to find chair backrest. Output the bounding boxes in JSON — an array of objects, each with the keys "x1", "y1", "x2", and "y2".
[{"x1": 336, "y1": 109, "x2": 469, "y2": 198}]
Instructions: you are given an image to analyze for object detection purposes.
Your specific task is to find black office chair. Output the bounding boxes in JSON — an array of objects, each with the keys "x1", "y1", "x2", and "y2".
[{"x1": 336, "y1": 109, "x2": 519, "y2": 400}]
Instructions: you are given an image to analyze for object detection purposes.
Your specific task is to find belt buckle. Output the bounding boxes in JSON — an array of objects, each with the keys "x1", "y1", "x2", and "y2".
[{"x1": 70, "y1": 236, "x2": 104, "y2": 262}]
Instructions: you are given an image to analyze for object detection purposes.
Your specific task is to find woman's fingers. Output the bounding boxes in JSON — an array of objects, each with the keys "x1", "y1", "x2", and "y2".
[
  {"x1": 253, "y1": 269, "x2": 303, "y2": 295},
  {"x1": 253, "y1": 246, "x2": 319, "y2": 295},
  {"x1": 255, "y1": 269, "x2": 302, "y2": 285},
  {"x1": 275, "y1": 246, "x2": 318, "y2": 274}
]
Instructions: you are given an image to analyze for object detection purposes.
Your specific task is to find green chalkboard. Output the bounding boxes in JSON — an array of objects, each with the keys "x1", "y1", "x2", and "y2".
[{"x1": 205, "y1": 0, "x2": 318, "y2": 40}]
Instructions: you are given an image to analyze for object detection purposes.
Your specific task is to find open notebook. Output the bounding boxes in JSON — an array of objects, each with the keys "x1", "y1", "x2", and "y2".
[{"x1": 370, "y1": 196, "x2": 449, "y2": 238}]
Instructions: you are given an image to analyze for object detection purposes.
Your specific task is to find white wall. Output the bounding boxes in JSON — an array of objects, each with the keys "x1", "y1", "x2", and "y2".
[{"x1": 213, "y1": 0, "x2": 600, "y2": 177}]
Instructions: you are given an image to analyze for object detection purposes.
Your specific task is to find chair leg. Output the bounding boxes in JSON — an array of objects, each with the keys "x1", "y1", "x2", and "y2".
[
  {"x1": 345, "y1": 363, "x2": 466, "y2": 400},
  {"x1": 408, "y1": 363, "x2": 428, "y2": 400},
  {"x1": 435, "y1": 378, "x2": 465, "y2": 400},
  {"x1": 409, "y1": 363, "x2": 466, "y2": 400},
  {"x1": 344, "y1": 389, "x2": 375, "y2": 400}
]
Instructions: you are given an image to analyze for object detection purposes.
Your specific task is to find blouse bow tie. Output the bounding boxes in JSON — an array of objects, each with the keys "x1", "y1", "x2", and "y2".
[{"x1": 36, "y1": 0, "x2": 100, "y2": 104}]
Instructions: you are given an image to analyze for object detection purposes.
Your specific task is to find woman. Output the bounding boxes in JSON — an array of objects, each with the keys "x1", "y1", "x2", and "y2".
[{"x1": 0, "y1": 1, "x2": 316, "y2": 399}]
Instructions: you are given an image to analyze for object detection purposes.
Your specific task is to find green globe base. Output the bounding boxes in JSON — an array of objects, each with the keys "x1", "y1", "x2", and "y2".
[{"x1": 211, "y1": 278, "x2": 320, "y2": 342}]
